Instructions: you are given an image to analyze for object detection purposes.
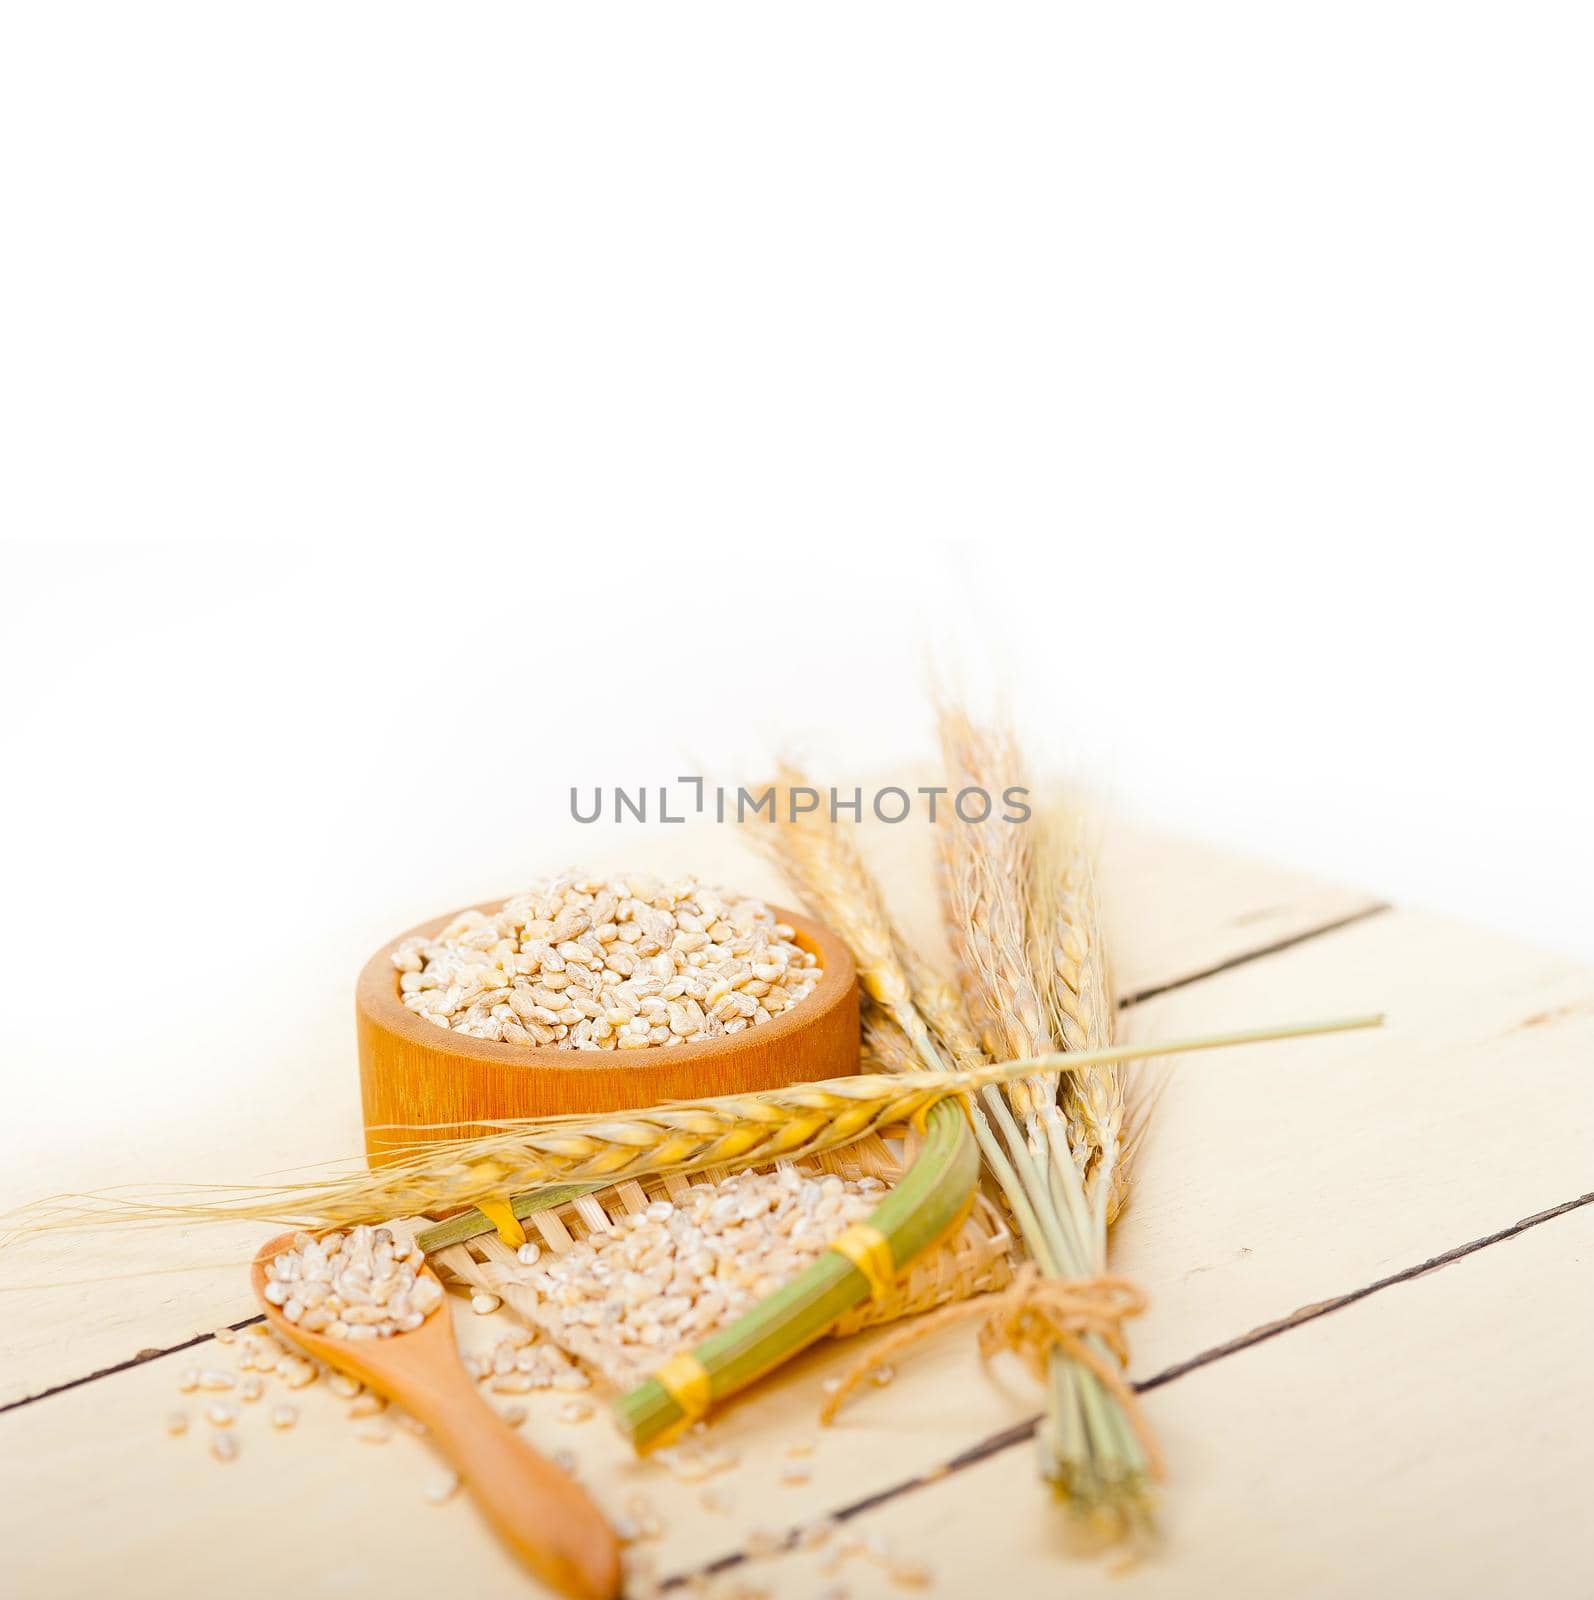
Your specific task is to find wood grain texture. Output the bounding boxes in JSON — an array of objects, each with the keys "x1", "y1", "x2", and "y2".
[{"x1": 357, "y1": 904, "x2": 859, "y2": 1157}]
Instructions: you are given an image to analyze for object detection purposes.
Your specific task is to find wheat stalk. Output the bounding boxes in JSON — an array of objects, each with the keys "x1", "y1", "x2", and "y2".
[
  {"x1": 902, "y1": 945, "x2": 990, "y2": 1073},
  {"x1": 0, "y1": 1025, "x2": 1374, "y2": 1241}
]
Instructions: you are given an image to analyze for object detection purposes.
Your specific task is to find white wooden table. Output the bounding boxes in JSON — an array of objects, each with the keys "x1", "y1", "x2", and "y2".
[{"x1": 3, "y1": 821, "x2": 1590, "y2": 1599}]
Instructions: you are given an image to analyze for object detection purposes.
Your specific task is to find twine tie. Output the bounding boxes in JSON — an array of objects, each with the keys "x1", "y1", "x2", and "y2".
[{"x1": 820, "y1": 1264, "x2": 1164, "y2": 1480}]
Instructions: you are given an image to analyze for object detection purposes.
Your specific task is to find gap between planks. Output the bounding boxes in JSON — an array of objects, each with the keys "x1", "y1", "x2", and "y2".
[
  {"x1": 658, "y1": 1185, "x2": 1594, "y2": 1591},
  {"x1": 0, "y1": 1313, "x2": 266, "y2": 1418},
  {"x1": 1116, "y1": 902, "x2": 1390, "y2": 1009},
  {"x1": 0, "y1": 900, "x2": 1392, "y2": 1419}
]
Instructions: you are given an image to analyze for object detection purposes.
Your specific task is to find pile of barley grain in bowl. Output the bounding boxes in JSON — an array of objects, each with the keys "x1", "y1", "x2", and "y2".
[
  {"x1": 263, "y1": 1224, "x2": 442, "y2": 1338},
  {"x1": 391, "y1": 872, "x2": 821, "y2": 1048}
]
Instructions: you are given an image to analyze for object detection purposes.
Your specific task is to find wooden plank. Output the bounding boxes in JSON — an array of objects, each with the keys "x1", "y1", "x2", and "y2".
[
  {"x1": 1109, "y1": 905, "x2": 1594, "y2": 1375},
  {"x1": 2, "y1": 1233, "x2": 1242, "y2": 1600},
  {"x1": 716, "y1": 1199, "x2": 1594, "y2": 1599},
  {"x1": 0, "y1": 820, "x2": 1375, "y2": 1404},
  {"x1": 0, "y1": 1286, "x2": 1011, "y2": 1599}
]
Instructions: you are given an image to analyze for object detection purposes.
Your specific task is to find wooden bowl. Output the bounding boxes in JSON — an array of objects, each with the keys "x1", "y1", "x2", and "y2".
[{"x1": 356, "y1": 902, "x2": 859, "y2": 1161}]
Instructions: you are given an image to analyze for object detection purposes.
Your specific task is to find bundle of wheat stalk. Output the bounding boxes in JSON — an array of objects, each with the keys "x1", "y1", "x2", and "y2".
[
  {"x1": 936, "y1": 706, "x2": 1151, "y2": 1529},
  {"x1": 754, "y1": 713, "x2": 1155, "y2": 1536}
]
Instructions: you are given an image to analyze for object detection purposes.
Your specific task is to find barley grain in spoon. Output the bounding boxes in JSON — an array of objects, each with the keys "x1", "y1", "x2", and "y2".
[{"x1": 251, "y1": 1231, "x2": 621, "y2": 1600}]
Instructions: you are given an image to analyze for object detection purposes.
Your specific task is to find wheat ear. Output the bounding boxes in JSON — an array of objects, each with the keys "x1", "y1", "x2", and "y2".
[
  {"x1": 750, "y1": 766, "x2": 944, "y2": 1074},
  {"x1": 1, "y1": 1025, "x2": 1379, "y2": 1240},
  {"x1": 1030, "y1": 806, "x2": 1125, "y2": 1228}
]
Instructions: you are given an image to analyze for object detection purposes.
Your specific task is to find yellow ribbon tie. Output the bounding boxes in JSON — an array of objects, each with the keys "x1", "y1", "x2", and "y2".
[
  {"x1": 652, "y1": 1351, "x2": 713, "y2": 1432},
  {"x1": 827, "y1": 1223, "x2": 897, "y2": 1301},
  {"x1": 478, "y1": 1199, "x2": 527, "y2": 1248}
]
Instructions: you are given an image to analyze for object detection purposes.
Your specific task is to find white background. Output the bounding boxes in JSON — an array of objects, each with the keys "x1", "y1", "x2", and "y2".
[{"x1": 2, "y1": 6, "x2": 1590, "y2": 1145}]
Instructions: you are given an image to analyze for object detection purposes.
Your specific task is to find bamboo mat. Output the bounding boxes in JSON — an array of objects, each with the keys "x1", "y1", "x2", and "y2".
[{"x1": 3, "y1": 820, "x2": 1589, "y2": 1599}]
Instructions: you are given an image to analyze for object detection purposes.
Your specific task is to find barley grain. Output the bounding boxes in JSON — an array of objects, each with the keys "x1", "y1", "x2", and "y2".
[
  {"x1": 265, "y1": 1225, "x2": 440, "y2": 1342},
  {"x1": 392, "y1": 873, "x2": 820, "y2": 1049},
  {"x1": 423, "y1": 1469, "x2": 460, "y2": 1505},
  {"x1": 888, "y1": 1559, "x2": 932, "y2": 1588}
]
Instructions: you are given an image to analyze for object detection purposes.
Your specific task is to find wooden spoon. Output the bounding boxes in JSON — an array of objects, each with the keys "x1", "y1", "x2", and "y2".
[{"x1": 251, "y1": 1231, "x2": 621, "y2": 1600}]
